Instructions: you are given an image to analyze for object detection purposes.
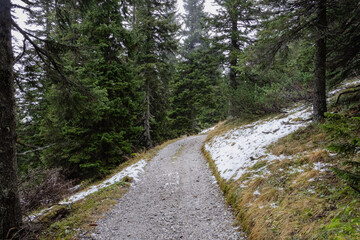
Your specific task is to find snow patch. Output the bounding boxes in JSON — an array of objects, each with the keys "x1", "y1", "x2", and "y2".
[
  {"x1": 313, "y1": 162, "x2": 331, "y2": 172},
  {"x1": 60, "y1": 160, "x2": 147, "y2": 204},
  {"x1": 328, "y1": 79, "x2": 360, "y2": 96},
  {"x1": 253, "y1": 190, "x2": 261, "y2": 196},
  {"x1": 199, "y1": 126, "x2": 216, "y2": 135},
  {"x1": 270, "y1": 202, "x2": 278, "y2": 208},
  {"x1": 28, "y1": 160, "x2": 147, "y2": 221},
  {"x1": 205, "y1": 105, "x2": 312, "y2": 180}
]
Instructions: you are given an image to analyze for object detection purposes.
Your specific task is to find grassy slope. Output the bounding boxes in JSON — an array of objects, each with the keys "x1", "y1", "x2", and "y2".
[{"x1": 203, "y1": 91, "x2": 360, "y2": 239}]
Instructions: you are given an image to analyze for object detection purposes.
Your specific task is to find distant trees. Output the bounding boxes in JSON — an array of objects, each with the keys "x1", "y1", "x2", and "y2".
[
  {"x1": 211, "y1": 0, "x2": 257, "y2": 117},
  {"x1": 170, "y1": 0, "x2": 226, "y2": 135},
  {"x1": 132, "y1": 0, "x2": 178, "y2": 148}
]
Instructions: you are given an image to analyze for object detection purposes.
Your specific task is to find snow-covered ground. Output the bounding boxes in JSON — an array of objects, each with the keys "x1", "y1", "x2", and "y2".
[
  {"x1": 60, "y1": 160, "x2": 147, "y2": 204},
  {"x1": 199, "y1": 126, "x2": 216, "y2": 135},
  {"x1": 27, "y1": 160, "x2": 147, "y2": 221},
  {"x1": 205, "y1": 78, "x2": 360, "y2": 181},
  {"x1": 205, "y1": 104, "x2": 312, "y2": 180}
]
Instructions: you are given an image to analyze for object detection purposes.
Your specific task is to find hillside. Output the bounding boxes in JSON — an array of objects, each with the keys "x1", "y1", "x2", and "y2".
[{"x1": 203, "y1": 79, "x2": 360, "y2": 239}]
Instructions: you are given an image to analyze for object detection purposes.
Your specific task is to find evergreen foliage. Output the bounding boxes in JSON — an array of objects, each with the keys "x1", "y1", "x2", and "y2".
[
  {"x1": 40, "y1": 0, "x2": 143, "y2": 178},
  {"x1": 132, "y1": 0, "x2": 179, "y2": 148},
  {"x1": 322, "y1": 112, "x2": 360, "y2": 194},
  {"x1": 211, "y1": 0, "x2": 258, "y2": 117},
  {"x1": 170, "y1": 0, "x2": 226, "y2": 135}
]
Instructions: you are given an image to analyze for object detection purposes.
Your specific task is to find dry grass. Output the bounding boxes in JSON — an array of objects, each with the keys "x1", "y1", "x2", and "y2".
[
  {"x1": 203, "y1": 123, "x2": 360, "y2": 240},
  {"x1": 269, "y1": 125, "x2": 328, "y2": 156},
  {"x1": 38, "y1": 180, "x2": 130, "y2": 239}
]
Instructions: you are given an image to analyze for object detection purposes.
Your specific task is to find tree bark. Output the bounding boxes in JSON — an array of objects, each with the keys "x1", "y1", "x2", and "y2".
[
  {"x1": 313, "y1": 0, "x2": 327, "y2": 122},
  {"x1": 0, "y1": 0, "x2": 23, "y2": 238},
  {"x1": 144, "y1": 78, "x2": 153, "y2": 149},
  {"x1": 228, "y1": 15, "x2": 239, "y2": 117}
]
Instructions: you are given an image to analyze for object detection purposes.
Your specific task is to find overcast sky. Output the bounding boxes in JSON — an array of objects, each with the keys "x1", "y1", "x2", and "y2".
[
  {"x1": 12, "y1": 0, "x2": 220, "y2": 50},
  {"x1": 177, "y1": 0, "x2": 219, "y2": 14}
]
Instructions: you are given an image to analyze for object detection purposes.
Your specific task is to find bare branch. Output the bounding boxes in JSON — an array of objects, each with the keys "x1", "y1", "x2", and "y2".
[
  {"x1": 335, "y1": 85, "x2": 360, "y2": 105},
  {"x1": 14, "y1": 38, "x2": 26, "y2": 64},
  {"x1": 17, "y1": 144, "x2": 56, "y2": 156},
  {"x1": 11, "y1": 4, "x2": 33, "y2": 14}
]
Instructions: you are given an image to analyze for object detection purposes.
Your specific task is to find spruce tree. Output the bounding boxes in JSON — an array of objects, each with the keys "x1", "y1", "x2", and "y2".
[
  {"x1": 170, "y1": 0, "x2": 226, "y2": 135},
  {"x1": 132, "y1": 0, "x2": 178, "y2": 148},
  {"x1": 41, "y1": 0, "x2": 142, "y2": 178},
  {"x1": 257, "y1": 0, "x2": 360, "y2": 121},
  {"x1": 211, "y1": 0, "x2": 257, "y2": 117}
]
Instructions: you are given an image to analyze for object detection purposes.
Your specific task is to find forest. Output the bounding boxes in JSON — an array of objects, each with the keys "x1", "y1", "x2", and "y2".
[{"x1": 1, "y1": 0, "x2": 360, "y2": 239}]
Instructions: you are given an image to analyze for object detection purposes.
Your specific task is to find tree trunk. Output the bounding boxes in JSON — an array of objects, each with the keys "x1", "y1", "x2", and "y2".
[
  {"x1": 228, "y1": 15, "x2": 239, "y2": 117},
  {"x1": 144, "y1": 78, "x2": 153, "y2": 149},
  {"x1": 0, "y1": 0, "x2": 23, "y2": 238},
  {"x1": 313, "y1": 0, "x2": 327, "y2": 122}
]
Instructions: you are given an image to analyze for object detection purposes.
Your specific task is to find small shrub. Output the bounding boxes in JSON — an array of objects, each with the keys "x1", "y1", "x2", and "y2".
[
  {"x1": 20, "y1": 168, "x2": 75, "y2": 214},
  {"x1": 322, "y1": 113, "x2": 360, "y2": 194}
]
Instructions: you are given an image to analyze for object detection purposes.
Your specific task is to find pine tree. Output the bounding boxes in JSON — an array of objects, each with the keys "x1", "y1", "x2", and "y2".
[
  {"x1": 170, "y1": 0, "x2": 226, "y2": 135},
  {"x1": 211, "y1": 0, "x2": 257, "y2": 117},
  {"x1": 41, "y1": 0, "x2": 142, "y2": 178},
  {"x1": 132, "y1": 0, "x2": 178, "y2": 148}
]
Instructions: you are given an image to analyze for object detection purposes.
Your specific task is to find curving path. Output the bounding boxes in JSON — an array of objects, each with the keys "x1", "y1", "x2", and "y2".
[{"x1": 90, "y1": 135, "x2": 246, "y2": 240}]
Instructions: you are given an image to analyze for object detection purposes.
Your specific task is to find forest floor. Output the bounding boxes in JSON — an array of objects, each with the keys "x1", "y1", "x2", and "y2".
[{"x1": 83, "y1": 135, "x2": 246, "y2": 240}]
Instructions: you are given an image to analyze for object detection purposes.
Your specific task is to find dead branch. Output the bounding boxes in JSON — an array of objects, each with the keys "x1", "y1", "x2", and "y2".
[
  {"x1": 281, "y1": 118, "x2": 312, "y2": 125},
  {"x1": 262, "y1": 128, "x2": 280, "y2": 134},
  {"x1": 335, "y1": 85, "x2": 360, "y2": 105},
  {"x1": 11, "y1": 4, "x2": 33, "y2": 14},
  {"x1": 17, "y1": 144, "x2": 56, "y2": 156}
]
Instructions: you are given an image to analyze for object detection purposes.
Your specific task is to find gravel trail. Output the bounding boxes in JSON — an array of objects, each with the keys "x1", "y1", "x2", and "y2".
[{"x1": 91, "y1": 135, "x2": 246, "y2": 240}]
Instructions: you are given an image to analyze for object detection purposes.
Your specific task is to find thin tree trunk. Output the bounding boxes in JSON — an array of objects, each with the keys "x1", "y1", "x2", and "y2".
[
  {"x1": 0, "y1": 0, "x2": 23, "y2": 238},
  {"x1": 228, "y1": 16, "x2": 239, "y2": 117},
  {"x1": 144, "y1": 79, "x2": 153, "y2": 149},
  {"x1": 313, "y1": 0, "x2": 327, "y2": 122}
]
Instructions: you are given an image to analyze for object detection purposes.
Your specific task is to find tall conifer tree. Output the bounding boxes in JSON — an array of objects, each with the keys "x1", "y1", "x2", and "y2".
[
  {"x1": 41, "y1": 0, "x2": 142, "y2": 178},
  {"x1": 211, "y1": 0, "x2": 257, "y2": 117},
  {"x1": 0, "y1": 0, "x2": 23, "y2": 238},
  {"x1": 132, "y1": 0, "x2": 178, "y2": 148},
  {"x1": 170, "y1": 0, "x2": 226, "y2": 134},
  {"x1": 258, "y1": 0, "x2": 360, "y2": 121}
]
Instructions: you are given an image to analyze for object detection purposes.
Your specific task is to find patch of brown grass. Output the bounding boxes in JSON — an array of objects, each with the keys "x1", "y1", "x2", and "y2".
[
  {"x1": 269, "y1": 125, "x2": 328, "y2": 156},
  {"x1": 307, "y1": 149, "x2": 330, "y2": 163}
]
